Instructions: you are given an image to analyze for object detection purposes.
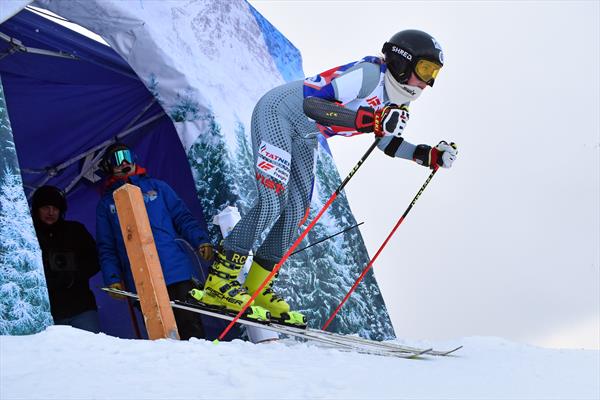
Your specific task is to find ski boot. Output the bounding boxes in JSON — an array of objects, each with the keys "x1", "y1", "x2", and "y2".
[
  {"x1": 244, "y1": 259, "x2": 307, "y2": 328},
  {"x1": 195, "y1": 249, "x2": 270, "y2": 322}
]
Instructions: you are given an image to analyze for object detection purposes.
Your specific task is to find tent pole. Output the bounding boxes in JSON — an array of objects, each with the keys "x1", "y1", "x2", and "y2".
[
  {"x1": 24, "y1": 112, "x2": 166, "y2": 197},
  {"x1": 63, "y1": 99, "x2": 160, "y2": 193}
]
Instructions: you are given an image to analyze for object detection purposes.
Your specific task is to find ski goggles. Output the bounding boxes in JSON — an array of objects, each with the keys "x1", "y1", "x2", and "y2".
[
  {"x1": 414, "y1": 59, "x2": 442, "y2": 85},
  {"x1": 108, "y1": 149, "x2": 133, "y2": 168}
]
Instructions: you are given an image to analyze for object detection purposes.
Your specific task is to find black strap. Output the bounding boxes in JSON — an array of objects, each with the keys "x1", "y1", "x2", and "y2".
[
  {"x1": 383, "y1": 136, "x2": 405, "y2": 157},
  {"x1": 209, "y1": 267, "x2": 237, "y2": 280},
  {"x1": 413, "y1": 144, "x2": 433, "y2": 167}
]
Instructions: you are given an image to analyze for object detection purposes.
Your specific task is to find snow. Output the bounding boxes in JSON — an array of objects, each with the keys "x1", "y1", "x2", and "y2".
[{"x1": 1, "y1": 326, "x2": 598, "y2": 400}]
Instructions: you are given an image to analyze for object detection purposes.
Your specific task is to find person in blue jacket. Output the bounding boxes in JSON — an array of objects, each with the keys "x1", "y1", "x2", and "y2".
[{"x1": 96, "y1": 143, "x2": 213, "y2": 340}]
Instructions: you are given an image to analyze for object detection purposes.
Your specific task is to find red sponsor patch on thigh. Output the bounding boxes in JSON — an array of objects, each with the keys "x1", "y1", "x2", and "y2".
[{"x1": 256, "y1": 172, "x2": 285, "y2": 195}]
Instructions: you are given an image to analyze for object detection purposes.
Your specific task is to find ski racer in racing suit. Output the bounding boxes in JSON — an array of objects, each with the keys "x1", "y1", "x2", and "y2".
[{"x1": 199, "y1": 30, "x2": 458, "y2": 326}]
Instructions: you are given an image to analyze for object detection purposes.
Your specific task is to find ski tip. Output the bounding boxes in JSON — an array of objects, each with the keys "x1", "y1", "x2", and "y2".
[
  {"x1": 441, "y1": 345, "x2": 463, "y2": 356},
  {"x1": 410, "y1": 348, "x2": 433, "y2": 358},
  {"x1": 212, "y1": 339, "x2": 220, "y2": 345}
]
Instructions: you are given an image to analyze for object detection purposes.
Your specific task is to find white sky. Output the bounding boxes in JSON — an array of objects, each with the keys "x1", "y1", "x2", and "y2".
[{"x1": 249, "y1": 0, "x2": 600, "y2": 350}]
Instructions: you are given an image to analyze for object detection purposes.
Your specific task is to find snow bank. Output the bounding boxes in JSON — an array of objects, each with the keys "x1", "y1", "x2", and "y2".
[{"x1": 1, "y1": 326, "x2": 598, "y2": 399}]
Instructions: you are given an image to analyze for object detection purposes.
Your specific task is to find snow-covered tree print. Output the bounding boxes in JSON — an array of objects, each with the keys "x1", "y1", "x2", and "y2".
[
  {"x1": 0, "y1": 78, "x2": 52, "y2": 335},
  {"x1": 187, "y1": 113, "x2": 238, "y2": 242}
]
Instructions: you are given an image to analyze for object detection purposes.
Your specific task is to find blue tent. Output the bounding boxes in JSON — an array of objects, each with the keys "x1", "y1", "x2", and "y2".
[{"x1": 0, "y1": 9, "x2": 239, "y2": 340}]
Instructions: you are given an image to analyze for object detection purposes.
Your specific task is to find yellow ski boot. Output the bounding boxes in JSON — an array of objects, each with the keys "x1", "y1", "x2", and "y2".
[
  {"x1": 197, "y1": 249, "x2": 269, "y2": 322},
  {"x1": 244, "y1": 260, "x2": 306, "y2": 327}
]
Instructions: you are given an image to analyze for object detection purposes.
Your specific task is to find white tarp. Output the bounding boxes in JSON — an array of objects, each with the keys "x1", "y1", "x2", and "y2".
[
  {"x1": 34, "y1": 0, "x2": 286, "y2": 151},
  {"x1": 0, "y1": 0, "x2": 32, "y2": 24}
]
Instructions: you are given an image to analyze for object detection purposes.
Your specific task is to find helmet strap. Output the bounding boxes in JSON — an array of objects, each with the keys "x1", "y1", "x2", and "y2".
[{"x1": 384, "y1": 70, "x2": 423, "y2": 103}]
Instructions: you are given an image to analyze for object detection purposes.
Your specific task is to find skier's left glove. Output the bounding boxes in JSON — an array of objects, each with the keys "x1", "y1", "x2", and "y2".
[
  {"x1": 107, "y1": 282, "x2": 126, "y2": 300},
  {"x1": 197, "y1": 243, "x2": 214, "y2": 261},
  {"x1": 413, "y1": 141, "x2": 458, "y2": 169},
  {"x1": 355, "y1": 104, "x2": 409, "y2": 137}
]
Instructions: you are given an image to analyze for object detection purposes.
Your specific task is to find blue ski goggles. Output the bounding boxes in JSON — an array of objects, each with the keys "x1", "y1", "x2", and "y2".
[{"x1": 108, "y1": 149, "x2": 133, "y2": 168}]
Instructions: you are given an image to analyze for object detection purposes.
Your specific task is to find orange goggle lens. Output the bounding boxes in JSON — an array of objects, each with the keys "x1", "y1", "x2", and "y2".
[{"x1": 414, "y1": 59, "x2": 442, "y2": 83}]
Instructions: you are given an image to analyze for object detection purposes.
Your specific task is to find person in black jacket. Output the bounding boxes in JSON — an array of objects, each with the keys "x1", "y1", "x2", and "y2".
[{"x1": 32, "y1": 185, "x2": 101, "y2": 333}]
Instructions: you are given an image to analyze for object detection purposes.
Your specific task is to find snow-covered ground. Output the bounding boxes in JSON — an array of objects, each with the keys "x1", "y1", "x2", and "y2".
[{"x1": 1, "y1": 326, "x2": 598, "y2": 400}]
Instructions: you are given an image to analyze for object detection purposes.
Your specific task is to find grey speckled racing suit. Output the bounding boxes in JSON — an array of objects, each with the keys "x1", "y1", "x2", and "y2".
[
  {"x1": 224, "y1": 81, "x2": 318, "y2": 267},
  {"x1": 224, "y1": 58, "x2": 419, "y2": 269}
]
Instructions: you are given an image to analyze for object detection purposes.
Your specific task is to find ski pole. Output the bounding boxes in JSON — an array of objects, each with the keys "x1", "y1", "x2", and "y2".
[
  {"x1": 291, "y1": 222, "x2": 364, "y2": 256},
  {"x1": 217, "y1": 138, "x2": 381, "y2": 341},
  {"x1": 322, "y1": 167, "x2": 438, "y2": 331}
]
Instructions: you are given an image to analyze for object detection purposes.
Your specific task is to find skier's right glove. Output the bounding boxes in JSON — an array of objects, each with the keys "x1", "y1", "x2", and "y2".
[
  {"x1": 107, "y1": 282, "x2": 126, "y2": 300},
  {"x1": 413, "y1": 141, "x2": 458, "y2": 169},
  {"x1": 355, "y1": 104, "x2": 409, "y2": 137}
]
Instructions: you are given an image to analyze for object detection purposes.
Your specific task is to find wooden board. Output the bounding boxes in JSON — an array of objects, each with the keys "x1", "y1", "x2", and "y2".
[{"x1": 113, "y1": 183, "x2": 179, "y2": 340}]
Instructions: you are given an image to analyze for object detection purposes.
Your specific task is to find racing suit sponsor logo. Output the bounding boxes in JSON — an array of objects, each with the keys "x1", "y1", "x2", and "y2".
[
  {"x1": 366, "y1": 96, "x2": 381, "y2": 107},
  {"x1": 257, "y1": 159, "x2": 290, "y2": 184},
  {"x1": 258, "y1": 141, "x2": 291, "y2": 168},
  {"x1": 258, "y1": 141, "x2": 291, "y2": 184},
  {"x1": 257, "y1": 160, "x2": 274, "y2": 171},
  {"x1": 256, "y1": 172, "x2": 286, "y2": 195}
]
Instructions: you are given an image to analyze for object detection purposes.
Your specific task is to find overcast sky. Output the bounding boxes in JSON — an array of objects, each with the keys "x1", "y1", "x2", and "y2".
[{"x1": 250, "y1": 0, "x2": 600, "y2": 350}]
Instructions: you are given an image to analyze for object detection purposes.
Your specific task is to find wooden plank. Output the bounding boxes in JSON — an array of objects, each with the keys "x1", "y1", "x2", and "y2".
[{"x1": 113, "y1": 183, "x2": 179, "y2": 340}]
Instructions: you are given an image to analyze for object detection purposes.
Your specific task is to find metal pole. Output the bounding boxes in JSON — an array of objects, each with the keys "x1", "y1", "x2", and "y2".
[{"x1": 322, "y1": 167, "x2": 438, "y2": 331}]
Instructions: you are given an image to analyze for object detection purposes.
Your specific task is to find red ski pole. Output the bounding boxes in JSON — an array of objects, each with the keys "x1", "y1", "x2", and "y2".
[
  {"x1": 217, "y1": 138, "x2": 381, "y2": 341},
  {"x1": 322, "y1": 167, "x2": 438, "y2": 331}
]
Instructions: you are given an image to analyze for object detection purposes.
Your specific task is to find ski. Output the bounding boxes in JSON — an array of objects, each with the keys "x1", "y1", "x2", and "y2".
[
  {"x1": 275, "y1": 324, "x2": 462, "y2": 357},
  {"x1": 102, "y1": 287, "x2": 431, "y2": 359},
  {"x1": 298, "y1": 326, "x2": 462, "y2": 356},
  {"x1": 183, "y1": 288, "x2": 462, "y2": 356},
  {"x1": 171, "y1": 299, "x2": 430, "y2": 359}
]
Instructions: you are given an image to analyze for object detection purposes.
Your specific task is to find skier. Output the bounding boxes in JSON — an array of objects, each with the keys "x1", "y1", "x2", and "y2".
[
  {"x1": 96, "y1": 143, "x2": 214, "y2": 339},
  {"x1": 199, "y1": 30, "x2": 458, "y2": 326}
]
